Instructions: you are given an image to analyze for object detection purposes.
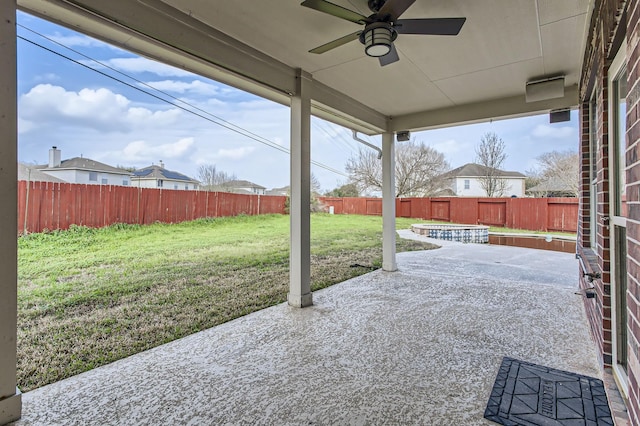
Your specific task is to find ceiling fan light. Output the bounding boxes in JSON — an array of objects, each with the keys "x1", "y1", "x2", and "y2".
[{"x1": 363, "y1": 26, "x2": 392, "y2": 57}]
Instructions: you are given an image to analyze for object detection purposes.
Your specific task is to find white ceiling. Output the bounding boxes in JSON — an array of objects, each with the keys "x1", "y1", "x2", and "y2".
[{"x1": 19, "y1": 0, "x2": 592, "y2": 134}]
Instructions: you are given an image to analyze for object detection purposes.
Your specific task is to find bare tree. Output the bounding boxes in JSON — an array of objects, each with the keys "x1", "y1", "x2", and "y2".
[
  {"x1": 310, "y1": 173, "x2": 322, "y2": 195},
  {"x1": 532, "y1": 150, "x2": 580, "y2": 197},
  {"x1": 346, "y1": 140, "x2": 451, "y2": 197},
  {"x1": 475, "y1": 132, "x2": 508, "y2": 197},
  {"x1": 197, "y1": 164, "x2": 237, "y2": 191}
]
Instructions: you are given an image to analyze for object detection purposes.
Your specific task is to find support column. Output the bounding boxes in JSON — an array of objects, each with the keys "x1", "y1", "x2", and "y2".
[
  {"x1": 382, "y1": 132, "x2": 397, "y2": 272},
  {"x1": 288, "y1": 69, "x2": 313, "y2": 307},
  {"x1": 0, "y1": 0, "x2": 21, "y2": 424}
]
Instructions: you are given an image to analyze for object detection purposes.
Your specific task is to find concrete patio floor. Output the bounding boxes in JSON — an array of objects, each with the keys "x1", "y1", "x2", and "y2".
[{"x1": 12, "y1": 233, "x2": 601, "y2": 425}]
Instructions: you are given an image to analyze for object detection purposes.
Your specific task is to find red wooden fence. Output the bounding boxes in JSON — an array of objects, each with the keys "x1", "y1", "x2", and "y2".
[
  {"x1": 319, "y1": 196, "x2": 578, "y2": 232},
  {"x1": 18, "y1": 182, "x2": 578, "y2": 234},
  {"x1": 18, "y1": 181, "x2": 287, "y2": 234}
]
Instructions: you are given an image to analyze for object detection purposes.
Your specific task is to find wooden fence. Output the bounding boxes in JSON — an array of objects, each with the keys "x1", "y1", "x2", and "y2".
[
  {"x1": 18, "y1": 181, "x2": 287, "y2": 234},
  {"x1": 17, "y1": 182, "x2": 578, "y2": 234},
  {"x1": 318, "y1": 196, "x2": 578, "y2": 232}
]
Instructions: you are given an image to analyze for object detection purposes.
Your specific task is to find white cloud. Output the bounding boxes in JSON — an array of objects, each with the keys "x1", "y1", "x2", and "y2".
[
  {"x1": 33, "y1": 73, "x2": 60, "y2": 83},
  {"x1": 216, "y1": 147, "x2": 256, "y2": 160},
  {"x1": 121, "y1": 138, "x2": 195, "y2": 163},
  {"x1": 143, "y1": 80, "x2": 219, "y2": 96},
  {"x1": 19, "y1": 84, "x2": 181, "y2": 132},
  {"x1": 532, "y1": 124, "x2": 574, "y2": 139},
  {"x1": 99, "y1": 57, "x2": 193, "y2": 77},
  {"x1": 17, "y1": 118, "x2": 36, "y2": 134},
  {"x1": 47, "y1": 33, "x2": 110, "y2": 49}
]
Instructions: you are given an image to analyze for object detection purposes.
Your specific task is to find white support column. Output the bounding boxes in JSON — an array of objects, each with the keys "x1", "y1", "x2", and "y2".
[
  {"x1": 288, "y1": 69, "x2": 313, "y2": 308},
  {"x1": 382, "y1": 132, "x2": 397, "y2": 272},
  {"x1": 0, "y1": 1, "x2": 21, "y2": 424}
]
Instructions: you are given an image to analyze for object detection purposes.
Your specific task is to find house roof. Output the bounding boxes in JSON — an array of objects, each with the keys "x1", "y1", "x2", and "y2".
[
  {"x1": 225, "y1": 180, "x2": 266, "y2": 189},
  {"x1": 527, "y1": 177, "x2": 573, "y2": 193},
  {"x1": 266, "y1": 186, "x2": 289, "y2": 196},
  {"x1": 131, "y1": 165, "x2": 198, "y2": 183},
  {"x1": 18, "y1": 163, "x2": 65, "y2": 183},
  {"x1": 445, "y1": 163, "x2": 526, "y2": 179},
  {"x1": 40, "y1": 157, "x2": 131, "y2": 175}
]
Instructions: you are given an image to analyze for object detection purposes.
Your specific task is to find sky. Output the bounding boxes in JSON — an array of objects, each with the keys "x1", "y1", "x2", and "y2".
[{"x1": 16, "y1": 12, "x2": 579, "y2": 192}]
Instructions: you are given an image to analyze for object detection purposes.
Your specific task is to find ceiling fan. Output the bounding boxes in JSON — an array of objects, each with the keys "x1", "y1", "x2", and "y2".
[{"x1": 301, "y1": 0, "x2": 466, "y2": 66}]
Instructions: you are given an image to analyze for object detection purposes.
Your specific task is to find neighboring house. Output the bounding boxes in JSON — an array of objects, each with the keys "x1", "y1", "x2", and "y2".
[
  {"x1": 224, "y1": 180, "x2": 266, "y2": 195},
  {"x1": 526, "y1": 177, "x2": 577, "y2": 197},
  {"x1": 265, "y1": 186, "x2": 289, "y2": 196},
  {"x1": 38, "y1": 147, "x2": 132, "y2": 186},
  {"x1": 444, "y1": 163, "x2": 526, "y2": 197},
  {"x1": 18, "y1": 162, "x2": 65, "y2": 183},
  {"x1": 131, "y1": 161, "x2": 199, "y2": 190}
]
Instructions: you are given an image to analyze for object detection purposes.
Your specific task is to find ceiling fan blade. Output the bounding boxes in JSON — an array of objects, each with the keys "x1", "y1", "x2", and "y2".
[
  {"x1": 377, "y1": 0, "x2": 416, "y2": 21},
  {"x1": 379, "y1": 43, "x2": 400, "y2": 66},
  {"x1": 309, "y1": 31, "x2": 362, "y2": 54},
  {"x1": 394, "y1": 18, "x2": 466, "y2": 35},
  {"x1": 301, "y1": 0, "x2": 368, "y2": 24}
]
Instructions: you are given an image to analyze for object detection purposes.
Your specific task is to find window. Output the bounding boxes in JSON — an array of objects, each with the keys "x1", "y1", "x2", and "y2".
[
  {"x1": 464, "y1": 179, "x2": 470, "y2": 190},
  {"x1": 613, "y1": 71, "x2": 627, "y2": 217},
  {"x1": 157, "y1": 180, "x2": 163, "y2": 188},
  {"x1": 89, "y1": 171, "x2": 97, "y2": 181},
  {"x1": 174, "y1": 184, "x2": 178, "y2": 190},
  {"x1": 123, "y1": 180, "x2": 129, "y2": 186},
  {"x1": 101, "y1": 178, "x2": 108, "y2": 185},
  {"x1": 185, "y1": 185, "x2": 189, "y2": 190}
]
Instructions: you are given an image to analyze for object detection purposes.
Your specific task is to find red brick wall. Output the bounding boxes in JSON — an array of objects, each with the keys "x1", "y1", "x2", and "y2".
[
  {"x1": 580, "y1": 0, "x2": 640, "y2": 423},
  {"x1": 625, "y1": 0, "x2": 640, "y2": 422}
]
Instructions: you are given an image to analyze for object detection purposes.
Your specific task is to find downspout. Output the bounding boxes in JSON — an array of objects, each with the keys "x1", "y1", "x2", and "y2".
[{"x1": 352, "y1": 131, "x2": 383, "y2": 159}]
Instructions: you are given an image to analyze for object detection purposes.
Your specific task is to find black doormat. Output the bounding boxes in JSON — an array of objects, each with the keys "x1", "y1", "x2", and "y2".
[{"x1": 484, "y1": 357, "x2": 613, "y2": 425}]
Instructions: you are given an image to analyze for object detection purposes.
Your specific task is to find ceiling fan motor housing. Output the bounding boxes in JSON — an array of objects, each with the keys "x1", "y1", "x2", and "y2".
[
  {"x1": 367, "y1": 0, "x2": 387, "y2": 13},
  {"x1": 359, "y1": 22, "x2": 397, "y2": 57}
]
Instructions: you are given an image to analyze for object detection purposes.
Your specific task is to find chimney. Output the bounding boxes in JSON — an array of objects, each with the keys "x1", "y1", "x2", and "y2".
[
  {"x1": 159, "y1": 160, "x2": 165, "y2": 169},
  {"x1": 49, "y1": 146, "x2": 61, "y2": 168}
]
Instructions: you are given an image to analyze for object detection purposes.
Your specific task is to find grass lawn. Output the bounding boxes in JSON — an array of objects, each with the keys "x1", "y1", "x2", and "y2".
[{"x1": 17, "y1": 213, "x2": 435, "y2": 391}]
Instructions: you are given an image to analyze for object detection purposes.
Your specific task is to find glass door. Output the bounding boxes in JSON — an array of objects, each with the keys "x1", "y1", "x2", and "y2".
[{"x1": 608, "y1": 45, "x2": 629, "y2": 396}]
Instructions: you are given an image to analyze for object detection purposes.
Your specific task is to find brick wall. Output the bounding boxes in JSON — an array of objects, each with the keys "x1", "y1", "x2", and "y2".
[
  {"x1": 579, "y1": 0, "x2": 640, "y2": 424},
  {"x1": 579, "y1": 0, "x2": 614, "y2": 370},
  {"x1": 625, "y1": 0, "x2": 640, "y2": 422}
]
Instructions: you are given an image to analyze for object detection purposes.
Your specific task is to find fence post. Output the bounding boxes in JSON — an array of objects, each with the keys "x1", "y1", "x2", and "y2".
[{"x1": 23, "y1": 180, "x2": 29, "y2": 235}]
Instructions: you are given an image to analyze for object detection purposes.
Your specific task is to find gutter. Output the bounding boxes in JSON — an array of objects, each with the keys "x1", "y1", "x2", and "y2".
[{"x1": 352, "y1": 131, "x2": 382, "y2": 159}]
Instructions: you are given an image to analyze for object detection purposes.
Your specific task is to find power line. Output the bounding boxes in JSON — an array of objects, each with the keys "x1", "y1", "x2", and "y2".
[
  {"x1": 312, "y1": 120, "x2": 353, "y2": 158},
  {"x1": 17, "y1": 28, "x2": 348, "y2": 178}
]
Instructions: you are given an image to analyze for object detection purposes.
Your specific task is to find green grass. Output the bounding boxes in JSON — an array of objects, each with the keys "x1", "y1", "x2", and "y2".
[{"x1": 17, "y1": 214, "x2": 434, "y2": 391}]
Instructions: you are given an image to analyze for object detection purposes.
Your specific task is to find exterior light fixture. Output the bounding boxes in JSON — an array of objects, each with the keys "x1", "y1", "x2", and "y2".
[
  {"x1": 360, "y1": 22, "x2": 397, "y2": 57},
  {"x1": 525, "y1": 76, "x2": 565, "y2": 103}
]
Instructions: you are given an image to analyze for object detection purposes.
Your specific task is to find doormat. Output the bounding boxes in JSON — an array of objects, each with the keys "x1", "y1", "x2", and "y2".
[{"x1": 484, "y1": 357, "x2": 613, "y2": 425}]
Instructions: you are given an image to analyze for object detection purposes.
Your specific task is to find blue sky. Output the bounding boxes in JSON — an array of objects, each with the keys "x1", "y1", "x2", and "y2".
[{"x1": 16, "y1": 12, "x2": 579, "y2": 191}]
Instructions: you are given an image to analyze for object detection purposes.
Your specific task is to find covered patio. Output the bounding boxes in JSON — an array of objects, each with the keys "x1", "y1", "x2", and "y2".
[
  {"x1": 12, "y1": 239, "x2": 603, "y2": 424},
  {"x1": 0, "y1": 0, "x2": 611, "y2": 424}
]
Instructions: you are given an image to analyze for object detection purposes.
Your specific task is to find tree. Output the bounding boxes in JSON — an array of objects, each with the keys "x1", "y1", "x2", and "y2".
[
  {"x1": 346, "y1": 140, "x2": 451, "y2": 197},
  {"x1": 475, "y1": 132, "x2": 508, "y2": 197},
  {"x1": 531, "y1": 150, "x2": 580, "y2": 197},
  {"x1": 310, "y1": 173, "x2": 322, "y2": 196},
  {"x1": 197, "y1": 164, "x2": 237, "y2": 191},
  {"x1": 524, "y1": 167, "x2": 543, "y2": 191},
  {"x1": 325, "y1": 183, "x2": 360, "y2": 197}
]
